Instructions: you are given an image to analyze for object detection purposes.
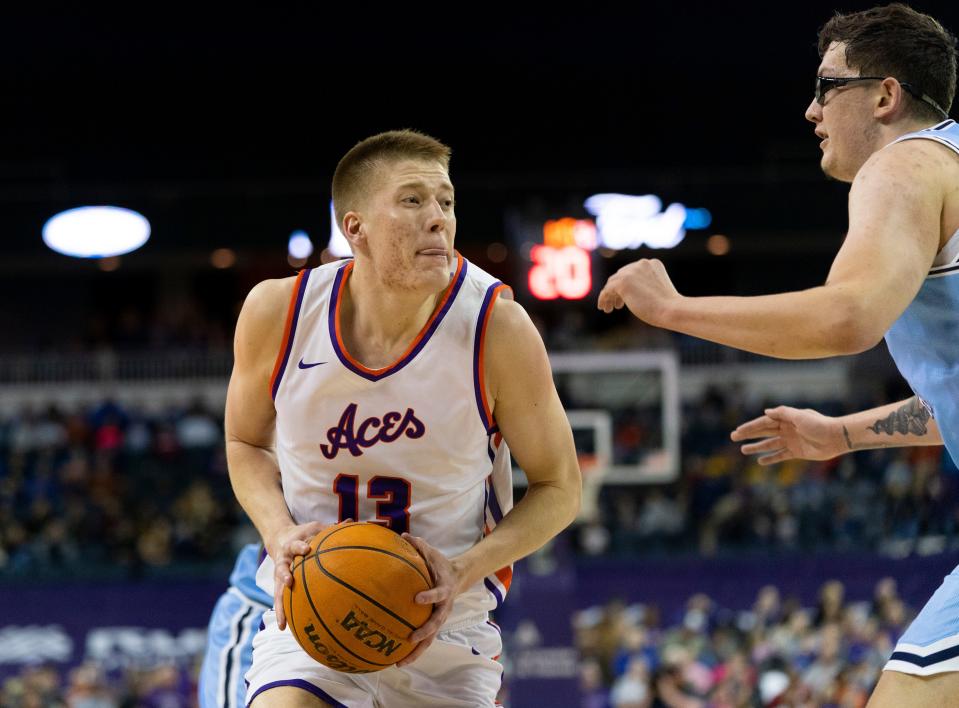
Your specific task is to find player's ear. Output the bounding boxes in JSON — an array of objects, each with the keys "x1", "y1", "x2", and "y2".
[
  {"x1": 874, "y1": 78, "x2": 903, "y2": 120},
  {"x1": 343, "y1": 211, "x2": 366, "y2": 251}
]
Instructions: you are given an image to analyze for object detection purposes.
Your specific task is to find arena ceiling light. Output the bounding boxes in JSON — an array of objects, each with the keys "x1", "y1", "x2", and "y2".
[
  {"x1": 42, "y1": 206, "x2": 151, "y2": 258},
  {"x1": 288, "y1": 230, "x2": 314, "y2": 259}
]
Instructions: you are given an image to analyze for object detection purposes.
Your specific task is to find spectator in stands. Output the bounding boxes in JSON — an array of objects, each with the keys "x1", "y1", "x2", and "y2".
[
  {"x1": 610, "y1": 655, "x2": 651, "y2": 707},
  {"x1": 813, "y1": 580, "x2": 845, "y2": 627},
  {"x1": 580, "y1": 657, "x2": 611, "y2": 708},
  {"x1": 65, "y1": 663, "x2": 115, "y2": 708}
]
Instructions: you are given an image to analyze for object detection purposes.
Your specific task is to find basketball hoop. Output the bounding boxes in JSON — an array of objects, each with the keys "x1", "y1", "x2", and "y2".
[
  {"x1": 577, "y1": 450, "x2": 610, "y2": 523},
  {"x1": 564, "y1": 410, "x2": 613, "y2": 523}
]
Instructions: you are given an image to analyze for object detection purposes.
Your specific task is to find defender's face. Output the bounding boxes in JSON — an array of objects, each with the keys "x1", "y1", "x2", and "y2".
[
  {"x1": 804, "y1": 42, "x2": 881, "y2": 183},
  {"x1": 358, "y1": 159, "x2": 456, "y2": 293}
]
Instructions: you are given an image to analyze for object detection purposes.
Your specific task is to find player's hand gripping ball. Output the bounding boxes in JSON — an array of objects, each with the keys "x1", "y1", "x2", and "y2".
[{"x1": 283, "y1": 521, "x2": 434, "y2": 673}]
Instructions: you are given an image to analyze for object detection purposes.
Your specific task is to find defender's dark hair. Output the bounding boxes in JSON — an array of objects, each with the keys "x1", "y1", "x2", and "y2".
[{"x1": 818, "y1": 3, "x2": 956, "y2": 120}]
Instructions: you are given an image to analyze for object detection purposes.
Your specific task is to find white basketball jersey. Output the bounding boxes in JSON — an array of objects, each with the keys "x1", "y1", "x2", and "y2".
[{"x1": 255, "y1": 254, "x2": 514, "y2": 628}]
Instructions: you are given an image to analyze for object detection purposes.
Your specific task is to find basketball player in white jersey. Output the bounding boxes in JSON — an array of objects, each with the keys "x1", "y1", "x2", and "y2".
[
  {"x1": 226, "y1": 130, "x2": 581, "y2": 707},
  {"x1": 599, "y1": 5, "x2": 959, "y2": 706}
]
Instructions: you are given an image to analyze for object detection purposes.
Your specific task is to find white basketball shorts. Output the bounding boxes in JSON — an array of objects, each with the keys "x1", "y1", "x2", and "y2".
[{"x1": 245, "y1": 609, "x2": 503, "y2": 707}]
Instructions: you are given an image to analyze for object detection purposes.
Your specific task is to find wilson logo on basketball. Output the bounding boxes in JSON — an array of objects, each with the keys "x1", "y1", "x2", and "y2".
[
  {"x1": 339, "y1": 610, "x2": 404, "y2": 656},
  {"x1": 320, "y1": 403, "x2": 425, "y2": 460},
  {"x1": 303, "y1": 623, "x2": 367, "y2": 673}
]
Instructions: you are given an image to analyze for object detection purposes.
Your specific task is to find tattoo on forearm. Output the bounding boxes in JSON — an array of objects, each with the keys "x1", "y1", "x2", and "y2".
[
  {"x1": 843, "y1": 398, "x2": 930, "y2": 451},
  {"x1": 842, "y1": 425, "x2": 898, "y2": 450},
  {"x1": 868, "y1": 397, "x2": 930, "y2": 436},
  {"x1": 843, "y1": 425, "x2": 855, "y2": 451}
]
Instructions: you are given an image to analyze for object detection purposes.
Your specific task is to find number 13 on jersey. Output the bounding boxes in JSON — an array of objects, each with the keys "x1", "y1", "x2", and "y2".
[{"x1": 332, "y1": 474, "x2": 412, "y2": 534}]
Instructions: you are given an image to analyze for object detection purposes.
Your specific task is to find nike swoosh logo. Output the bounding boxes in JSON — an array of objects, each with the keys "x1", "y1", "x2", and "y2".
[{"x1": 298, "y1": 358, "x2": 326, "y2": 369}]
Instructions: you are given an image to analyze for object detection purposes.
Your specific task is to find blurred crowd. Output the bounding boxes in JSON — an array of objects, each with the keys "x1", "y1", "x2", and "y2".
[
  {"x1": 2, "y1": 384, "x2": 956, "y2": 707},
  {"x1": 2, "y1": 294, "x2": 236, "y2": 356},
  {"x1": 0, "y1": 399, "x2": 244, "y2": 577},
  {"x1": 3, "y1": 384, "x2": 958, "y2": 576},
  {"x1": 576, "y1": 577, "x2": 911, "y2": 708},
  {"x1": 1, "y1": 575, "x2": 916, "y2": 707},
  {"x1": 576, "y1": 388, "x2": 959, "y2": 559},
  {"x1": 2, "y1": 662, "x2": 197, "y2": 708}
]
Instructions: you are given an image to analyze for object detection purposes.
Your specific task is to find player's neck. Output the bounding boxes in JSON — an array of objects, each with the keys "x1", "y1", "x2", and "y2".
[
  {"x1": 339, "y1": 265, "x2": 444, "y2": 365},
  {"x1": 883, "y1": 116, "x2": 943, "y2": 146}
]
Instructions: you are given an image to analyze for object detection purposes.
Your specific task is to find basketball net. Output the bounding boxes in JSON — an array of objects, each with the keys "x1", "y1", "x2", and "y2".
[{"x1": 577, "y1": 451, "x2": 610, "y2": 523}]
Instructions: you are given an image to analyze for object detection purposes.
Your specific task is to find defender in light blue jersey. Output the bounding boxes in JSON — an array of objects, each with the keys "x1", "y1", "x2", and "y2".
[
  {"x1": 598, "y1": 5, "x2": 958, "y2": 706},
  {"x1": 198, "y1": 544, "x2": 271, "y2": 708}
]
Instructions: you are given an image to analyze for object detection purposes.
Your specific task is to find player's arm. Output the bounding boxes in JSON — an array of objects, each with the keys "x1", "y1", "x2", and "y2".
[
  {"x1": 731, "y1": 396, "x2": 942, "y2": 465},
  {"x1": 226, "y1": 277, "x2": 324, "y2": 627},
  {"x1": 399, "y1": 298, "x2": 581, "y2": 665},
  {"x1": 598, "y1": 140, "x2": 944, "y2": 359},
  {"x1": 452, "y1": 297, "x2": 582, "y2": 583}
]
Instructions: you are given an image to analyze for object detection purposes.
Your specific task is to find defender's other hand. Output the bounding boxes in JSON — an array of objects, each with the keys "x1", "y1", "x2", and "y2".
[{"x1": 731, "y1": 406, "x2": 845, "y2": 465}]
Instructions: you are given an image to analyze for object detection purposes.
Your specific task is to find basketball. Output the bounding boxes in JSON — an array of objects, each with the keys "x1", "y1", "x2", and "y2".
[{"x1": 282, "y1": 521, "x2": 434, "y2": 673}]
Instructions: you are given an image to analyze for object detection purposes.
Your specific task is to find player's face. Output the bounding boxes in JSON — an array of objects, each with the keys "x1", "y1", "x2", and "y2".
[
  {"x1": 804, "y1": 42, "x2": 881, "y2": 183},
  {"x1": 358, "y1": 159, "x2": 456, "y2": 294}
]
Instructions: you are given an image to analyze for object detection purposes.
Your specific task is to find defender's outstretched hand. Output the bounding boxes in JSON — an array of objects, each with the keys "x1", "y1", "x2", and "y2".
[
  {"x1": 597, "y1": 258, "x2": 681, "y2": 326},
  {"x1": 731, "y1": 406, "x2": 846, "y2": 465}
]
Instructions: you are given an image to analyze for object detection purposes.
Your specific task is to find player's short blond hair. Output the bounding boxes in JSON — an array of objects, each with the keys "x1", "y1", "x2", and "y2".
[{"x1": 332, "y1": 129, "x2": 452, "y2": 227}]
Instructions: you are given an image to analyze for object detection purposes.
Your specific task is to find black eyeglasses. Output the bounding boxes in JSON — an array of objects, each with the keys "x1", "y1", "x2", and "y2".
[{"x1": 815, "y1": 75, "x2": 947, "y2": 118}]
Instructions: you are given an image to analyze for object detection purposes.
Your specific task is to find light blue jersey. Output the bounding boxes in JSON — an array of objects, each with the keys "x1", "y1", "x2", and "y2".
[
  {"x1": 881, "y1": 118, "x2": 959, "y2": 675},
  {"x1": 885, "y1": 118, "x2": 959, "y2": 467},
  {"x1": 199, "y1": 544, "x2": 272, "y2": 708},
  {"x1": 228, "y1": 543, "x2": 272, "y2": 607}
]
